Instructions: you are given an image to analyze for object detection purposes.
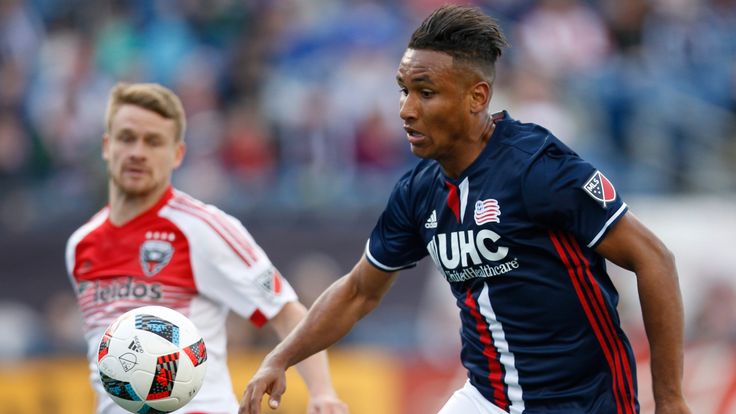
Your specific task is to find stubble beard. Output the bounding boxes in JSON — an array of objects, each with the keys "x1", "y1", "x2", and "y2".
[{"x1": 108, "y1": 167, "x2": 158, "y2": 200}]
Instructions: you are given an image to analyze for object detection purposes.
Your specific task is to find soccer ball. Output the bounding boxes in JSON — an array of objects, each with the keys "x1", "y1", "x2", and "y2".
[{"x1": 97, "y1": 305, "x2": 208, "y2": 413}]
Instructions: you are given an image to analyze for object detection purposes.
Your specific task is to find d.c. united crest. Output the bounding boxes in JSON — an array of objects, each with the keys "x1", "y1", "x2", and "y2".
[{"x1": 140, "y1": 240, "x2": 174, "y2": 276}]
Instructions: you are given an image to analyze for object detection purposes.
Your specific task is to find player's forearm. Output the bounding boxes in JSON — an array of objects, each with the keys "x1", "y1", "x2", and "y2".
[
  {"x1": 268, "y1": 273, "x2": 382, "y2": 370},
  {"x1": 269, "y1": 301, "x2": 338, "y2": 397},
  {"x1": 635, "y1": 248, "x2": 686, "y2": 402}
]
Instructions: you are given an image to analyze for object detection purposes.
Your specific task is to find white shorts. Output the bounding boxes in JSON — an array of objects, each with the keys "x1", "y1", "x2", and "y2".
[{"x1": 438, "y1": 380, "x2": 508, "y2": 414}]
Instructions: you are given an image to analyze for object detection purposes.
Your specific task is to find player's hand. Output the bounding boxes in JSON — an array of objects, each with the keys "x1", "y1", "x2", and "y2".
[
  {"x1": 239, "y1": 360, "x2": 287, "y2": 414},
  {"x1": 307, "y1": 393, "x2": 350, "y2": 414}
]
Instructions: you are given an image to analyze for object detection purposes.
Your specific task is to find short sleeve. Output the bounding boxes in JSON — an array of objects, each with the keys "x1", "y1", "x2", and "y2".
[
  {"x1": 366, "y1": 173, "x2": 428, "y2": 271},
  {"x1": 522, "y1": 147, "x2": 628, "y2": 248},
  {"x1": 164, "y1": 204, "x2": 297, "y2": 327}
]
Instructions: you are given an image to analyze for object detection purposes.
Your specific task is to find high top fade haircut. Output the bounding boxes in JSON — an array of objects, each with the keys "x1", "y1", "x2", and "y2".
[
  {"x1": 408, "y1": 5, "x2": 509, "y2": 82},
  {"x1": 105, "y1": 82, "x2": 187, "y2": 142}
]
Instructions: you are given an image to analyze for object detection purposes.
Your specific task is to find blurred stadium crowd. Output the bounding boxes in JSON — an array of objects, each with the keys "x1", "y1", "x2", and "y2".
[
  {"x1": 1, "y1": 0, "x2": 735, "y2": 232},
  {"x1": 1, "y1": 0, "x2": 736, "y2": 411}
]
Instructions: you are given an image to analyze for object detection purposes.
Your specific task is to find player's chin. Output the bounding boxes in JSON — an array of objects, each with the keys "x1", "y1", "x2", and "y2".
[
  {"x1": 118, "y1": 181, "x2": 157, "y2": 197},
  {"x1": 409, "y1": 144, "x2": 433, "y2": 159}
]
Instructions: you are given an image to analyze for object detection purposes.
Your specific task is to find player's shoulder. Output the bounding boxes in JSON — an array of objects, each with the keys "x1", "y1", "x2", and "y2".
[
  {"x1": 390, "y1": 158, "x2": 442, "y2": 200},
  {"x1": 162, "y1": 188, "x2": 243, "y2": 232},
  {"x1": 66, "y1": 206, "x2": 110, "y2": 262},
  {"x1": 495, "y1": 111, "x2": 580, "y2": 169}
]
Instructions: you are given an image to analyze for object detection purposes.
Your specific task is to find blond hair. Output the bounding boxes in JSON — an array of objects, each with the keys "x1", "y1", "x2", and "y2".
[{"x1": 105, "y1": 82, "x2": 186, "y2": 142}]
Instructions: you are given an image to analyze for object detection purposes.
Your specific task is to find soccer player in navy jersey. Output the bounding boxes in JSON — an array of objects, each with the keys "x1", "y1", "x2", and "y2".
[{"x1": 241, "y1": 5, "x2": 691, "y2": 414}]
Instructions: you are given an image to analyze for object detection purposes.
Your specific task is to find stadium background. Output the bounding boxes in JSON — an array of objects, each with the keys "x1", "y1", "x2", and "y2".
[{"x1": 0, "y1": 0, "x2": 735, "y2": 412}]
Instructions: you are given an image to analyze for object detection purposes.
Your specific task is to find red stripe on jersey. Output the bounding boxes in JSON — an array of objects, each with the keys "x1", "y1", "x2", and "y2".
[
  {"x1": 167, "y1": 202, "x2": 253, "y2": 267},
  {"x1": 445, "y1": 181, "x2": 461, "y2": 223},
  {"x1": 565, "y1": 234, "x2": 637, "y2": 412},
  {"x1": 173, "y1": 195, "x2": 260, "y2": 264},
  {"x1": 249, "y1": 309, "x2": 267, "y2": 327},
  {"x1": 548, "y1": 231, "x2": 629, "y2": 414},
  {"x1": 464, "y1": 288, "x2": 509, "y2": 411},
  {"x1": 273, "y1": 271, "x2": 282, "y2": 294},
  {"x1": 78, "y1": 284, "x2": 195, "y2": 331}
]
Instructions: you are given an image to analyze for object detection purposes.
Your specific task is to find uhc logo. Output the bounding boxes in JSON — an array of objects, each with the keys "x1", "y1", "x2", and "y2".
[
  {"x1": 427, "y1": 229, "x2": 509, "y2": 270},
  {"x1": 426, "y1": 230, "x2": 518, "y2": 282}
]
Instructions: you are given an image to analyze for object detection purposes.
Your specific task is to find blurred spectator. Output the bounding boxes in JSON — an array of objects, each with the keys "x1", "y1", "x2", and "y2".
[
  {"x1": 354, "y1": 108, "x2": 408, "y2": 172},
  {"x1": 0, "y1": 110, "x2": 30, "y2": 176},
  {"x1": 287, "y1": 252, "x2": 343, "y2": 307},
  {"x1": 219, "y1": 103, "x2": 277, "y2": 185},
  {"x1": 690, "y1": 278, "x2": 736, "y2": 343},
  {"x1": 42, "y1": 292, "x2": 86, "y2": 354},
  {"x1": 0, "y1": 301, "x2": 45, "y2": 360},
  {"x1": 515, "y1": 0, "x2": 611, "y2": 80}
]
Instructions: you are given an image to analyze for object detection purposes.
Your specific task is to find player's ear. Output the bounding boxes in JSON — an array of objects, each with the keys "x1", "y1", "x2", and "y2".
[
  {"x1": 102, "y1": 133, "x2": 110, "y2": 161},
  {"x1": 173, "y1": 142, "x2": 186, "y2": 169},
  {"x1": 469, "y1": 81, "x2": 491, "y2": 114}
]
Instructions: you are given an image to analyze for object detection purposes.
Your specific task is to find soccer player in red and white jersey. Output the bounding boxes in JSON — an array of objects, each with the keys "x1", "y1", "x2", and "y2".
[{"x1": 65, "y1": 82, "x2": 349, "y2": 414}]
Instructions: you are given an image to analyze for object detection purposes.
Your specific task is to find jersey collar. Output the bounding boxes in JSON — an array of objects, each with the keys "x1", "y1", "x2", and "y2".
[{"x1": 104, "y1": 186, "x2": 175, "y2": 230}]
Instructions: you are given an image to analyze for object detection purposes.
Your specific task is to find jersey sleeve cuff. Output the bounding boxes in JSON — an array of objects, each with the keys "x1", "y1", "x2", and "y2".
[
  {"x1": 364, "y1": 240, "x2": 416, "y2": 272},
  {"x1": 587, "y1": 203, "x2": 628, "y2": 248}
]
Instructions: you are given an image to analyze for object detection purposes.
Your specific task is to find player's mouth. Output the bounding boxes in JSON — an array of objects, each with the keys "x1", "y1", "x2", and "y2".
[
  {"x1": 122, "y1": 166, "x2": 149, "y2": 178},
  {"x1": 404, "y1": 126, "x2": 426, "y2": 144}
]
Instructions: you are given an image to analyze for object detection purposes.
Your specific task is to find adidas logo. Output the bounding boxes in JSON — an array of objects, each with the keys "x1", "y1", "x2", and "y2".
[
  {"x1": 128, "y1": 336, "x2": 143, "y2": 353},
  {"x1": 425, "y1": 210, "x2": 438, "y2": 229}
]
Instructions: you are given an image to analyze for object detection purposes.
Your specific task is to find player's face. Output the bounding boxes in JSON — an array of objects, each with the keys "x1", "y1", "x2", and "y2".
[
  {"x1": 397, "y1": 49, "x2": 477, "y2": 164},
  {"x1": 103, "y1": 104, "x2": 185, "y2": 197}
]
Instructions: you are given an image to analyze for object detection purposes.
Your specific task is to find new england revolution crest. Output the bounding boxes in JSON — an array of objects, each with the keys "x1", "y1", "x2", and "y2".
[{"x1": 140, "y1": 239, "x2": 174, "y2": 276}]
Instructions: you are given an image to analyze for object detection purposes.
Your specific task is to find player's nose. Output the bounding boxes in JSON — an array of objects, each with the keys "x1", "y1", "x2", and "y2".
[
  {"x1": 128, "y1": 140, "x2": 148, "y2": 159},
  {"x1": 399, "y1": 94, "x2": 418, "y2": 122}
]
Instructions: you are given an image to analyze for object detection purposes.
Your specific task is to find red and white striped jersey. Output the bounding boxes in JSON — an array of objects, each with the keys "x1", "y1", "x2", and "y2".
[{"x1": 65, "y1": 186, "x2": 297, "y2": 414}]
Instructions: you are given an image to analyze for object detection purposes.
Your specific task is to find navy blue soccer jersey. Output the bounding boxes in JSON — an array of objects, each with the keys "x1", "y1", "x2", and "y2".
[{"x1": 366, "y1": 112, "x2": 638, "y2": 414}]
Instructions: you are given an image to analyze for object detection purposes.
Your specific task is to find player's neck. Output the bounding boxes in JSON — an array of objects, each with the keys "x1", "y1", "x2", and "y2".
[
  {"x1": 108, "y1": 184, "x2": 168, "y2": 226},
  {"x1": 441, "y1": 119, "x2": 496, "y2": 179}
]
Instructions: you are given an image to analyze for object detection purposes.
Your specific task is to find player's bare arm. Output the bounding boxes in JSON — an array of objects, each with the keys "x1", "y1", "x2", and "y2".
[
  {"x1": 239, "y1": 255, "x2": 398, "y2": 414},
  {"x1": 595, "y1": 212, "x2": 691, "y2": 414},
  {"x1": 267, "y1": 301, "x2": 348, "y2": 414}
]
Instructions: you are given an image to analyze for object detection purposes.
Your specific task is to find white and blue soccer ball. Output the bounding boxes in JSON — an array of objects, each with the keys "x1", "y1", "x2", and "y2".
[{"x1": 97, "y1": 305, "x2": 207, "y2": 413}]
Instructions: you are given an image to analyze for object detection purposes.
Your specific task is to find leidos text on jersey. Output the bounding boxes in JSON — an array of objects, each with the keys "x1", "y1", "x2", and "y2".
[{"x1": 79, "y1": 277, "x2": 163, "y2": 303}]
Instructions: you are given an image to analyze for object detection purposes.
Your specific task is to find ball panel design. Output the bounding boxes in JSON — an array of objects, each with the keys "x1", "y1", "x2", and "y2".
[
  {"x1": 98, "y1": 332, "x2": 112, "y2": 362},
  {"x1": 100, "y1": 371, "x2": 142, "y2": 401},
  {"x1": 96, "y1": 305, "x2": 207, "y2": 414},
  {"x1": 183, "y1": 338, "x2": 207, "y2": 367},
  {"x1": 135, "y1": 314, "x2": 180, "y2": 346},
  {"x1": 146, "y1": 352, "x2": 179, "y2": 400},
  {"x1": 137, "y1": 404, "x2": 171, "y2": 413}
]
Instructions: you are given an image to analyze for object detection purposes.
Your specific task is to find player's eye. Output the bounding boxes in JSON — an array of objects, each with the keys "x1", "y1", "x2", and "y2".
[
  {"x1": 145, "y1": 134, "x2": 165, "y2": 147},
  {"x1": 420, "y1": 89, "x2": 435, "y2": 99},
  {"x1": 117, "y1": 131, "x2": 135, "y2": 143},
  {"x1": 398, "y1": 87, "x2": 408, "y2": 96}
]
